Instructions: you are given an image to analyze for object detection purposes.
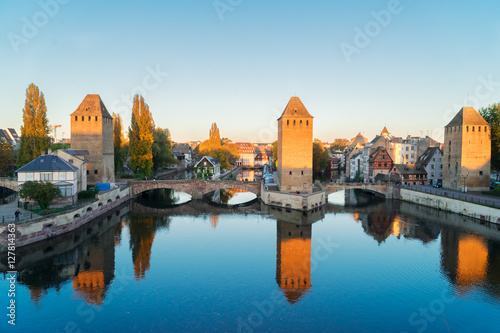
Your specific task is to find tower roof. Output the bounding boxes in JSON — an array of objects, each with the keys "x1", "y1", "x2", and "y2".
[
  {"x1": 278, "y1": 97, "x2": 313, "y2": 119},
  {"x1": 381, "y1": 126, "x2": 390, "y2": 135},
  {"x1": 70, "y1": 94, "x2": 113, "y2": 119},
  {"x1": 446, "y1": 107, "x2": 489, "y2": 127}
]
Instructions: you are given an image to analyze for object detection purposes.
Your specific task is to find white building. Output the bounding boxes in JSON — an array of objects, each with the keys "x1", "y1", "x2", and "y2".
[{"x1": 416, "y1": 147, "x2": 443, "y2": 186}]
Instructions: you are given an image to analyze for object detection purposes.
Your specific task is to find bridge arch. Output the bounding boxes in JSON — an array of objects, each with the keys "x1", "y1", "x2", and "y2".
[
  {"x1": 130, "y1": 179, "x2": 261, "y2": 199},
  {"x1": 0, "y1": 177, "x2": 19, "y2": 192},
  {"x1": 326, "y1": 184, "x2": 389, "y2": 197}
]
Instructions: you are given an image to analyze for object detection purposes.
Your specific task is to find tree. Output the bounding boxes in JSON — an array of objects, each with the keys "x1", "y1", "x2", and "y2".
[
  {"x1": 313, "y1": 139, "x2": 329, "y2": 180},
  {"x1": 272, "y1": 140, "x2": 278, "y2": 169},
  {"x1": 113, "y1": 113, "x2": 125, "y2": 172},
  {"x1": 331, "y1": 138, "x2": 350, "y2": 151},
  {"x1": 19, "y1": 181, "x2": 62, "y2": 210},
  {"x1": 479, "y1": 103, "x2": 500, "y2": 173},
  {"x1": 152, "y1": 128, "x2": 177, "y2": 172},
  {"x1": 18, "y1": 83, "x2": 51, "y2": 167},
  {"x1": 209, "y1": 122, "x2": 221, "y2": 147},
  {"x1": 0, "y1": 140, "x2": 15, "y2": 176},
  {"x1": 198, "y1": 123, "x2": 239, "y2": 171},
  {"x1": 128, "y1": 95, "x2": 155, "y2": 176}
]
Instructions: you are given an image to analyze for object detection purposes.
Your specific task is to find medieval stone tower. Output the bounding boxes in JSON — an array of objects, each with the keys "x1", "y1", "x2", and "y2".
[
  {"x1": 443, "y1": 107, "x2": 490, "y2": 191},
  {"x1": 277, "y1": 97, "x2": 314, "y2": 193},
  {"x1": 70, "y1": 94, "x2": 115, "y2": 185}
]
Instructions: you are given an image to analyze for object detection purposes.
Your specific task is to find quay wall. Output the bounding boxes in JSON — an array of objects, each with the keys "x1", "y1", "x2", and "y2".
[
  {"x1": 261, "y1": 183, "x2": 326, "y2": 211},
  {"x1": 398, "y1": 188, "x2": 500, "y2": 224},
  {"x1": 0, "y1": 186, "x2": 130, "y2": 250}
]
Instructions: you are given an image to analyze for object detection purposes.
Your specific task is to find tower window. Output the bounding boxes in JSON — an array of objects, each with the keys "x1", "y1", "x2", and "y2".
[
  {"x1": 480, "y1": 171, "x2": 483, "y2": 175},
  {"x1": 485, "y1": 126, "x2": 488, "y2": 132},
  {"x1": 293, "y1": 120, "x2": 296, "y2": 126},
  {"x1": 466, "y1": 126, "x2": 468, "y2": 132},
  {"x1": 94, "y1": 170, "x2": 98, "y2": 174},
  {"x1": 472, "y1": 126, "x2": 475, "y2": 132},
  {"x1": 306, "y1": 120, "x2": 309, "y2": 126},
  {"x1": 289, "y1": 171, "x2": 292, "y2": 175},
  {"x1": 82, "y1": 116, "x2": 84, "y2": 121},
  {"x1": 75, "y1": 116, "x2": 77, "y2": 121},
  {"x1": 479, "y1": 126, "x2": 481, "y2": 132},
  {"x1": 95, "y1": 116, "x2": 98, "y2": 121},
  {"x1": 88, "y1": 116, "x2": 91, "y2": 121},
  {"x1": 287, "y1": 120, "x2": 289, "y2": 126},
  {"x1": 300, "y1": 120, "x2": 302, "y2": 126}
]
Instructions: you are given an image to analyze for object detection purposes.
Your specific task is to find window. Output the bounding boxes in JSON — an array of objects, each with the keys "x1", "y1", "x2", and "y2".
[
  {"x1": 485, "y1": 126, "x2": 488, "y2": 132},
  {"x1": 411, "y1": 146, "x2": 414, "y2": 150},
  {"x1": 86, "y1": 170, "x2": 89, "y2": 175},
  {"x1": 472, "y1": 126, "x2": 475, "y2": 132},
  {"x1": 289, "y1": 171, "x2": 292, "y2": 175},
  {"x1": 41, "y1": 173, "x2": 52, "y2": 181},
  {"x1": 479, "y1": 126, "x2": 481, "y2": 132},
  {"x1": 301, "y1": 171, "x2": 303, "y2": 175},
  {"x1": 59, "y1": 172, "x2": 66, "y2": 181},
  {"x1": 306, "y1": 120, "x2": 309, "y2": 126},
  {"x1": 293, "y1": 120, "x2": 296, "y2": 126},
  {"x1": 26, "y1": 173, "x2": 34, "y2": 181},
  {"x1": 75, "y1": 116, "x2": 78, "y2": 121},
  {"x1": 432, "y1": 158, "x2": 435, "y2": 161},
  {"x1": 81, "y1": 116, "x2": 84, "y2": 121},
  {"x1": 300, "y1": 120, "x2": 302, "y2": 126},
  {"x1": 287, "y1": 120, "x2": 289, "y2": 125},
  {"x1": 480, "y1": 171, "x2": 483, "y2": 176},
  {"x1": 406, "y1": 147, "x2": 409, "y2": 151},
  {"x1": 69, "y1": 159, "x2": 74, "y2": 164},
  {"x1": 95, "y1": 116, "x2": 98, "y2": 121},
  {"x1": 431, "y1": 165, "x2": 434, "y2": 169},
  {"x1": 88, "y1": 116, "x2": 91, "y2": 121},
  {"x1": 466, "y1": 126, "x2": 469, "y2": 132},
  {"x1": 94, "y1": 170, "x2": 98, "y2": 174}
]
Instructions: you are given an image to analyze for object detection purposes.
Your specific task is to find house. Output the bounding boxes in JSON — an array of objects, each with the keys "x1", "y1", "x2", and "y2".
[
  {"x1": 368, "y1": 147, "x2": 394, "y2": 182},
  {"x1": 195, "y1": 156, "x2": 221, "y2": 180},
  {"x1": 416, "y1": 147, "x2": 443, "y2": 186},
  {"x1": 235, "y1": 142, "x2": 255, "y2": 167},
  {"x1": 173, "y1": 151, "x2": 185, "y2": 164},
  {"x1": 16, "y1": 153, "x2": 79, "y2": 207},
  {"x1": 53, "y1": 149, "x2": 88, "y2": 192},
  {"x1": 349, "y1": 152, "x2": 363, "y2": 181},
  {"x1": 392, "y1": 164, "x2": 427, "y2": 185},
  {"x1": 254, "y1": 152, "x2": 269, "y2": 167},
  {"x1": 345, "y1": 133, "x2": 368, "y2": 178},
  {"x1": 172, "y1": 143, "x2": 193, "y2": 166}
]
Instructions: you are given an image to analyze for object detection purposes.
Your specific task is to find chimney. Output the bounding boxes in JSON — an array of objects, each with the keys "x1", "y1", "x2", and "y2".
[
  {"x1": 41, "y1": 151, "x2": 45, "y2": 156},
  {"x1": 48, "y1": 148, "x2": 52, "y2": 155}
]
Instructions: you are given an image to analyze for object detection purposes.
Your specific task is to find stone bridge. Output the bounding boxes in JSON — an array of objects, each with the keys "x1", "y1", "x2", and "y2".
[
  {"x1": 129, "y1": 179, "x2": 261, "y2": 199},
  {"x1": 325, "y1": 183, "x2": 391, "y2": 197},
  {"x1": 0, "y1": 177, "x2": 18, "y2": 192}
]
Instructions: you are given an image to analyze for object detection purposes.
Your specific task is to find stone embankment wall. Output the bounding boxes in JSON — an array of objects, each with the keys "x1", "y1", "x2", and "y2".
[
  {"x1": 398, "y1": 188, "x2": 500, "y2": 224},
  {"x1": 0, "y1": 186, "x2": 130, "y2": 250},
  {"x1": 262, "y1": 183, "x2": 326, "y2": 211}
]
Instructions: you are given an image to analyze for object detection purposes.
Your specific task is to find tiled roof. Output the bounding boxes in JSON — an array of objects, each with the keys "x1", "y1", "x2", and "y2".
[
  {"x1": 195, "y1": 156, "x2": 220, "y2": 167},
  {"x1": 16, "y1": 155, "x2": 78, "y2": 173},
  {"x1": 381, "y1": 126, "x2": 390, "y2": 135},
  {"x1": 416, "y1": 147, "x2": 442, "y2": 166},
  {"x1": 235, "y1": 142, "x2": 255, "y2": 154},
  {"x1": 63, "y1": 149, "x2": 89, "y2": 156},
  {"x1": 70, "y1": 94, "x2": 113, "y2": 118},
  {"x1": 393, "y1": 164, "x2": 427, "y2": 175},
  {"x1": 278, "y1": 97, "x2": 313, "y2": 119},
  {"x1": 446, "y1": 107, "x2": 489, "y2": 127}
]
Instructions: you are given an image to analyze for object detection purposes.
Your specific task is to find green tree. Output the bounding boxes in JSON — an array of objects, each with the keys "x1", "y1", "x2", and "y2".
[
  {"x1": 152, "y1": 128, "x2": 177, "y2": 172},
  {"x1": 19, "y1": 181, "x2": 62, "y2": 210},
  {"x1": 113, "y1": 113, "x2": 125, "y2": 172},
  {"x1": 18, "y1": 83, "x2": 51, "y2": 167},
  {"x1": 479, "y1": 103, "x2": 500, "y2": 173},
  {"x1": 128, "y1": 95, "x2": 155, "y2": 176},
  {"x1": 272, "y1": 140, "x2": 278, "y2": 169},
  {"x1": 313, "y1": 139, "x2": 329, "y2": 180},
  {"x1": 0, "y1": 140, "x2": 15, "y2": 176},
  {"x1": 331, "y1": 138, "x2": 350, "y2": 151}
]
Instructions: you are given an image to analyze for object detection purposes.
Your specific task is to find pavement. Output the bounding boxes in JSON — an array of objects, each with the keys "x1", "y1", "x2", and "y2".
[{"x1": 0, "y1": 197, "x2": 40, "y2": 223}]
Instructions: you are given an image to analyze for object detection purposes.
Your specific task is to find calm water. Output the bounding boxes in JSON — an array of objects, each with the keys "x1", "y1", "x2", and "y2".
[{"x1": 1, "y1": 190, "x2": 500, "y2": 332}]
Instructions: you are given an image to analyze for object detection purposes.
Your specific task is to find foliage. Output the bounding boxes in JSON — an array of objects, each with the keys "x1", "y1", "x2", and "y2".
[
  {"x1": 0, "y1": 140, "x2": 15, "y2": 176},
  {"x1": 77, "y1": 186, "x2": 99, "y2": 200},
  {"x1": 198, "y1": 123, "x2": 239, "y2": 171},
  {"x1": 117, "y1": 174, "x2": 134, "y2": 179},
  {"x1": 313, "y1": 139, "x2": 329, "y2": 179},
  {"x1": 152, "y1": 128, "x2": 178, "y2": 172},
  {"x1": 50, "y1": 142, "x2": 70, "y2": 151},
  {"x1": 272, "y1": 140, "x2": 278, "y2": 169},
  {"x1": 128, "y1": 95, "x2": 155, "y2": 176},
  {"x1": 19, "y1": 181, "x2": 62, "y2": 210},
  {"x1": 331, "y1": 138, "x2": 350, "y2": 151},
  {"x1": 18, "y1": 83, "x2": 51, "y2": 167},
  {"x1": 113, "y1": 113, "x2": 126, "y2": 173},
  {"x1": 354, "y1": 170, "x2": 363, "y2": 182},
  {"x1": 479, "y1": 103, "x2": 500, "y2": 173}
]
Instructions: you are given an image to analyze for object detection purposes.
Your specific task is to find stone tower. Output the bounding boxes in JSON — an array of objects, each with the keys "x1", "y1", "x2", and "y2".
[
  {"x1": 70, "y1": 94, "x2": 115, "y2": 185},
  {"x1": 277, "y1": 97, "x2": 313, "y2": 193},
  {"x1": 443, "y1": 107, "x2": 490, "y2": 191}
]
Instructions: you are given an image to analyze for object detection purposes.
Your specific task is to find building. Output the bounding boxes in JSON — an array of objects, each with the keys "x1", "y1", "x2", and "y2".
[
  {"x1": 349, "y1": 152, "x2": 363, "y2": 181},
  {"x1": 368, "y1": 147, "x2": 394, "y2": 182},
  {"x1": 416, "y1": 147, "x2": 443, "y2": 186},
  {"x1": 345, "y1": 133, "x2": 368, "y2": 178},
  {"x1": 172, "y1": 143, "x2": 193, "y2": 167},
  {"x1": 254, "y1": 152, "x2": 269, "y2": 167},
  {"x1": 53, "y1": 149, "x2": 88, "y2": 192},
  {"x1": 195, "y1": 156, "x2": 221, "y2": 180},
  {"x1": 391, "y1": 164, "x2": 427, "y2": 185},
  {"x1": 16, "y1": 153, "x2": 79, "y2": 206},
  {"x1": 235, "y1": 142, "x2": 255, "y2": 167},
  {"x1": 277, "y1": 97, "x2": 313, "y2": 193},
  {"x1": 0, "y1": 128, "x2": 20, "y2": 147},
  {"x1": 443, "y1": 107, "x2": 491, "y2": 191},
  {"x1": 70, "y1": 94, "x2": 115, "y2": 186}
]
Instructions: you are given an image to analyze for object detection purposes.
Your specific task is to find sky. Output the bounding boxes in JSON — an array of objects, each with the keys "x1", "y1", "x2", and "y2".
[{"x1": 0, "y1": 0, "x2": 499, "y2": 144}]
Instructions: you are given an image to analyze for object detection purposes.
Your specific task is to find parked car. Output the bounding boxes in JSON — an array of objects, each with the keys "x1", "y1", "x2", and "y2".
[{"x1": 433, "y1": 182, "x2": 442, "y2": 188}]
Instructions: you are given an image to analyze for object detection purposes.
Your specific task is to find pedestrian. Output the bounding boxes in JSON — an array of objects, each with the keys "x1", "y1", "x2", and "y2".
[{"x1": 14, "y1": 209, "x2": 21, "y2": 222}]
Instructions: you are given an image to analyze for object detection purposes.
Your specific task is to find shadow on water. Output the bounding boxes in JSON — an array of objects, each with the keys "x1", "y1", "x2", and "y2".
[
  {"x1": 203, "y1": 188, "x2": 258, "y2": 208},
  {"x1": 135, "y1": 188, "x2": 192, "y2": 209}
]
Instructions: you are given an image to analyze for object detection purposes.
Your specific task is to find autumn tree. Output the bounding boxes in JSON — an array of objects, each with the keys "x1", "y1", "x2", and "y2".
[
  {"x1": 209, "y1": 122, "x2": 221, "y2": 147},
  {"x1": 113, "y1": 113, "x2": 125, "y2": 173},
  {"x1": 479, "y1": 103, "x2": 500, "y2": 173},
  {"x1": 0, "y1": 140, "x2": 15, "y2": 176},
  {"x1": 313, "y1": 139, "x2": 329, "y2": 180},
  {"x1": 128, "y1": 95, "x2": 155, "y2": 176},
  {"x1": 152, "y1": 128, "x2": 177, "y2": 172},
  {"x1": 198, "y1": 123, "x2": 239, "y2": 171},
  {"x1": 18, "y1": 83, "x2": 51, "y2": 167},
  {"x1": 272, "y1": 140, "x2": 278, "y2": 169},
  {"x1": 19, "y1": 181, "x2": 62, "y2": 210},
  {"x1": 331, "y1": 138, "x2": 350, "y2": 151}
]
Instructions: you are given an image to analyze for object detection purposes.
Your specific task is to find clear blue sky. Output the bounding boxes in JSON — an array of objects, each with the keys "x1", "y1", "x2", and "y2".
[{"x1": 1, "y1": 0, "x2": 499, "y2": 144}]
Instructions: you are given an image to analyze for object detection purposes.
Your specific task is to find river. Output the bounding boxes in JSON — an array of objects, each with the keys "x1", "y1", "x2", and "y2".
[{"x1": 1, "y1": 190, "x2": 500, "y2": 332}]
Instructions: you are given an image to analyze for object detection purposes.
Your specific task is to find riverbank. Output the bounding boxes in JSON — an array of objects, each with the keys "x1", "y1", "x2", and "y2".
[{"x1": 0, "y1": 186, "x2": 130, "y2": 251}]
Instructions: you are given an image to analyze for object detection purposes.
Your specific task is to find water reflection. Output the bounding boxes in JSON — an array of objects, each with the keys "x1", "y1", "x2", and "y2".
[
  {"x1": 237, "y1": 169, "x2": 262, "y2": 181},
  {"x1": 209, "y1": 188, "x2": 257, "y2": 206},
  {"x1": 135, "y1": 188, "x2": 191, "y2": 208}
]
